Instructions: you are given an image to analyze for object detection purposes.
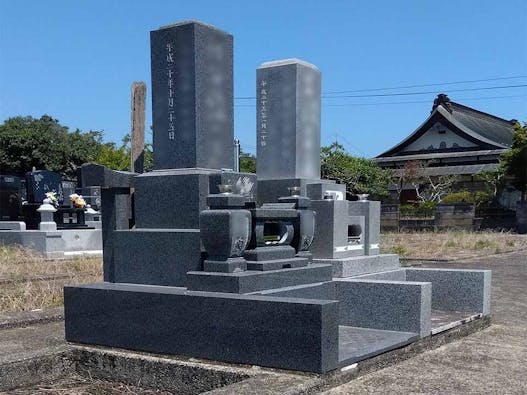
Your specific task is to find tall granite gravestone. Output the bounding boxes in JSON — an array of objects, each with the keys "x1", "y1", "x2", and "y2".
[
  {"x1": 81, "y1": 21, "x2": 256, "y2": 286},
  {"x1": 64, "y1": 20, "x2": 491, "y2": 375},
  {"x1": 151, "y1": 21, "x2": 233, "y2": 170}
]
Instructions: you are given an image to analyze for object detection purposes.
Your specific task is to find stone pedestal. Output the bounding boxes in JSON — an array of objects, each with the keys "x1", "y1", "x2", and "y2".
[
  {"x1": 134, "y1": 169, "x2": 256, "y2": 230},
  {"x1": 349, "y1": 200, "x2": 380, "y2": 255},
  {"x1": 257, "y1": 178, "x2": 345, "y2": 205},
  {"x1": 310, "y1": 200, "x2": 365, "y2": 259},
  {"x1": 37, "y1": 199, "x2": 57, "y2": 231}
]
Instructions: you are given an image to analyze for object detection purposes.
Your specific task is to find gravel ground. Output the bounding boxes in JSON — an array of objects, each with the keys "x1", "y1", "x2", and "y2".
[{"x1": 322, "y1": 250, "x2": 527, "y2": 394}]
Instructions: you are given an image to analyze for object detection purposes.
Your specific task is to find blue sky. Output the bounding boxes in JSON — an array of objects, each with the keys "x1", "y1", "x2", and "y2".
[{"x1": 1, "y1": 0, "x2": 526, "y2": 158}]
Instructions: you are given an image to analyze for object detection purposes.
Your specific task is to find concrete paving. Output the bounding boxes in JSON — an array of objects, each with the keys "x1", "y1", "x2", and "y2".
[{"x1": 323, "y1": 250, "x2": 527, "y2": 394}]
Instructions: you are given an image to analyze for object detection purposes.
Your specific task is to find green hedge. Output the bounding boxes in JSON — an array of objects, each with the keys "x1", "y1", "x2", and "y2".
[
  {"x1": 400, "y1": 202, "x2": 436, "y2": 218},
  {"x1": 441, "y1": 191, "x2": 492, "y2": 206}
]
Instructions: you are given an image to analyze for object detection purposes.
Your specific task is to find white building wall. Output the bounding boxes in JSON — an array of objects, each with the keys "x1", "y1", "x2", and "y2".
[{"x1": 402, "y1": 122, "x2": 477, "y2": 152}]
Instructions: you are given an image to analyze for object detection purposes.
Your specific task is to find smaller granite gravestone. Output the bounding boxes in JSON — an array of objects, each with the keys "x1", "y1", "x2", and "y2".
[
  {"x1": 0, "y1": 175, "x2": 22, "y2": 220},
  {"x1": 256, "y1": 59, "x2": 321, "y2": 180}
]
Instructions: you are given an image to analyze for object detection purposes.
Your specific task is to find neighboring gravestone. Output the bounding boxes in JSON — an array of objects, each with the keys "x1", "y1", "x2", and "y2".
[
  {"x1": 26, "y1": 170, "x2": 63, "y2": 203},
  {"x1": 150, "y1": 20, "x2": 234, "y2": 170},
  {"x1": 256, "y1": 59, "x2": 321, "y2": 180},
  {"x1": 130, "y1": 81, "x2": 147, "y2": 173},
  {"x1": 0, "y1": 175, "x2": 22, "y2": 220}
]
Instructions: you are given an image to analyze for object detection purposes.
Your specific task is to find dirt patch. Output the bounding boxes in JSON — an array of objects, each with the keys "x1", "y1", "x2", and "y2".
[{"x1": 381, "y1": 230, "x2": 527, "y2": 260}]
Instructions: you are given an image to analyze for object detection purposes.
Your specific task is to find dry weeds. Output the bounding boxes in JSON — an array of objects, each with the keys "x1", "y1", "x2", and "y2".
[
  {"x1": 381, "y1": 230, "x2": 527, "y2": 260},
  {"x1": 0, "y1": 245, "x2": 102, "y2": 313},
  {"x1": 8, "y1": 374, "x2": 171, "y2": 394}
]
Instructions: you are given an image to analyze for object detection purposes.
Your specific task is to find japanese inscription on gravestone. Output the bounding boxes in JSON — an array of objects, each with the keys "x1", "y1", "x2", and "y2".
[
  {"x1": 256, "y1": 59, "x2": 321, "y2": 180},
  {"x1": 150, "y1": 21, "x2": 234, "y2": 170}
]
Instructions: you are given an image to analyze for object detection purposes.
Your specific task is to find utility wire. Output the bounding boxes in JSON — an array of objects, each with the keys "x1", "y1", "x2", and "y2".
[
  {"x1": 234, "y1": 93, "x2": 527, "y2": 108},
  {"x1": 323, "y1": 94, "x2": 527, "y2": 107},
  {"x1": 236, "y1": 76, "x2": 527, "y2": 99},
  {"x1": 323, "y1": 75, "x2": 527, "y2": 94},
  {"x1": 234, "y1": 76, "x2": 527, "y2": 100},
  {"x1": 322, "y1": 84, "x2": 527, "y2": 98}
]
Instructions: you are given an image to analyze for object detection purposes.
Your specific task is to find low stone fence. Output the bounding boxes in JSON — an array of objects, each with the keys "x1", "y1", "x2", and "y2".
[
  {"x1": 435, "y1": 203, "x2": 475, "y2": 230},
  {"x1": 381, "y1": 203, "x2": 478, "y2": 231}
]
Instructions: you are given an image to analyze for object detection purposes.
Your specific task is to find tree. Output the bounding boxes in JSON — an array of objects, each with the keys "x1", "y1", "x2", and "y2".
[
  {"x1": 500, "y1": 122, "x2": 527, "y2": 202},
  {"x1": 239, "y1": 149, "x2": 256, "y2": 173},
  {"x1": 393, "y1": 160, "x2": 424, "y2": 202},
  {"x1": 392, "y1": 160, "x2": 458, "y2": 203},
  {"x1": 321, "y1": 142, "x2": 392, "y2": 199},
  {"x1": 0, "y1": 115, "x2": 103, "y2": 178},
  {"x1": 94, "y1": 134, "x2": 153, "y2": 172},
  {"x1": 475, "y1": 168, "x2": 504, "y2": 199}
]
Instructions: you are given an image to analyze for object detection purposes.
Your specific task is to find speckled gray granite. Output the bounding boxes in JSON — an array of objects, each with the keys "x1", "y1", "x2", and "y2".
[
  {"x1": 351, "y1": 267, "x2": 491, "y2": 316},
  {"x1": 134, "y1": 169, "x2": 212, "y2": 229},
  {"x1": 187, "y1": 263, "x2": 332, "y2": 293},
  {"x1": 64, "y1": 282, "x2": 339, "y2": 373},
  {"x1": 314, "y1": 254, "x2": 400, "y2": 277},
  {"x1": 336, "y1": 279, "x2": 431, "y2": 337},
  {"x1": 112, "y1": 229, "x2": 202, "y2": 286},
  {"x1": 323, "y1": 251, "x2": 526, "y2": 394}
]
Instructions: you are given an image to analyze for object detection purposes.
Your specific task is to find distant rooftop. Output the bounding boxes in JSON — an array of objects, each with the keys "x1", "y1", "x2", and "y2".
[{"x1": 376, "y1": 94, "x2": 517, "y2": 158}]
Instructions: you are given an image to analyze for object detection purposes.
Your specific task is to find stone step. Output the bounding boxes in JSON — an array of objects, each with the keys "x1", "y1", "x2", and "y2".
[{"x1": 186, "y1": 263, "x2": 333, "y2": 293}]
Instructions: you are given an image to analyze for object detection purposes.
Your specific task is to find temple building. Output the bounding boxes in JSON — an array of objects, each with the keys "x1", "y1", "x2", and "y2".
[{"x1": 374, "y1": 94, "x2": 518, "y2": 205}]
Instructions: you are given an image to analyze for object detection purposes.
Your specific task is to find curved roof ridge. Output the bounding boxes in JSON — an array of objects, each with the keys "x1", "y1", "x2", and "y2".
[
  {"x1": 375, "y1": 107, "x2": 438, "y2": 157},
  {"x1": 449, "y1": 101, "x2": 517, "y2": 125},
  {"x1": 376, "y1": 102, "x2": 510, "y2": 158},
  {"x1": 436, "y1": 106, "x2": 509, "y2": 149}
]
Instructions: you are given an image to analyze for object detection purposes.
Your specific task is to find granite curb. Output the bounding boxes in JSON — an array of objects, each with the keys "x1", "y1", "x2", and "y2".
[{"x1": 0, "y1": 314, "x2": 490, "y2": 393}]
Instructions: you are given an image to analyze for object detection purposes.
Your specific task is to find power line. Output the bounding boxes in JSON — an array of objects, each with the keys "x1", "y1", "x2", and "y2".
[
  {"x1": 323, "y1": 94, "x2": 527, "y2": 107},
  {"x1": 323, "y1": 75, "x2": 527, "y2": 95},
  {"x1": 322, "y1": 84, "x2": 527, "y2": 99},
  {"x1": 235, "y1": 93, "x2": 527, "y2": 108},
  {"x1": 234, "y1": 75, "x2": 527, "y2": 100}
]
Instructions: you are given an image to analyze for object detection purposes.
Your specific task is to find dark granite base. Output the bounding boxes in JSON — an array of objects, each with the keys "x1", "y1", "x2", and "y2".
[
  {"x1": 64, "y1": 282, "x2": 338, "y2": 373},
  {"x1": 203, "y1": 258, "x2": 247, "y2": 273},
  {"x1": 112, "y1": 229, "x2": 202, "y2": 286},
  {"x1": 186, "y1": 263, "x2": 333, "y2": 293},
  {"x1": 338, "y1": 326, "x2": 418, "y2": 367}
]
